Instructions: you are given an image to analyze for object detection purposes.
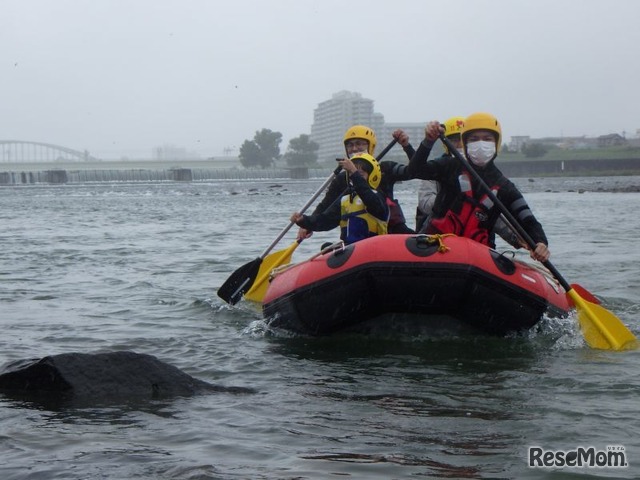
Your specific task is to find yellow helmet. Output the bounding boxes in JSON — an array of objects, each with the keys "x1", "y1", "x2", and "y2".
[
  {"x1": 442, "y1": 116, "x2": 465, "y2": 154},
  {"x1": 443, "y1": 116, "x2": 465, "y2": 137},
  {"x1": 461, "y1": 112, "x2": 502, "y2": 152},
  {"x1": 343, "y1": 125, "x2": 377, "y2": 155},
  {"x1": 350, "y1": 153, "x2": 382, "y2": 189}
]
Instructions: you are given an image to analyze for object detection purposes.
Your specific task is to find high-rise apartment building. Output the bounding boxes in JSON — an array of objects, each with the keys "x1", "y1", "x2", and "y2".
[
  {"x1": 310, "y1": 91, "x2": 431, "y2": 162},
  {"x1": 310, "y1": 91, "x2": 385, "y2": 162}
]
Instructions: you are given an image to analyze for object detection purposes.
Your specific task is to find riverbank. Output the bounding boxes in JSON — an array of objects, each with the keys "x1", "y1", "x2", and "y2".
[{"x1": 510, "y1": 175, "x2": 640, "y2": 194}]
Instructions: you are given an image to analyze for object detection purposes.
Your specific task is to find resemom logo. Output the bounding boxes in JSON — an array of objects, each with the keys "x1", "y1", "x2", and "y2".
[{"x1": 529, "y1": 446, "x2": 628, "y2": 469}]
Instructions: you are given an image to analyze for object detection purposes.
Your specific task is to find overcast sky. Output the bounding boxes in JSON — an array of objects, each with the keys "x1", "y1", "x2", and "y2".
[{"x1": 3, "y1": 0, "x2": 639, "y2": 159}]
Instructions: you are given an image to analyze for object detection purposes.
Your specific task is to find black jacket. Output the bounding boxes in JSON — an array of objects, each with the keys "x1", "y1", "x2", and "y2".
[
  {"x1": 312, "y1": 144, "x2": 416, "y2": 233},
  {"x1": 297, "y1": 171, "x2": 389, "y2": 239},
  {"x1": 408, "y1": 139, "x2": 548, "y2": 247}
]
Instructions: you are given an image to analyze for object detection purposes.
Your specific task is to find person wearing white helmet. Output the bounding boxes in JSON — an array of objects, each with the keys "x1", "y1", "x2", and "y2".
[
  {"x1": 408, "y1": 112, "x2": 550, "y2": 262},
  {"x1": 291, "y1": 153, "x2": 388, "y2": 245}
]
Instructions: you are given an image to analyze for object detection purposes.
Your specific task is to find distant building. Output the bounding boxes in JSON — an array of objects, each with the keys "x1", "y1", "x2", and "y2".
[
  {"x1": 310, "y1": 92, "x2": 637, "y2": 162},
  {"x1": 509, "y1": 136, "x2": 531, "y2": 152},
  {"x1": 309, "y1": 92, "x2": 442, "y2": 162},
  {"x1": 597, "y1": 133, "x2": 626, "y2": 147},
  {"x1": 379, "y1": 123, "x2": 426, "y2": 152},
  {"x1": 310, "y1": 91, "x2": 385, "y2": 162},
  {"x1": 508, "y1": 135, "x2": 603, "y2": 151},
  {"x1": 153, "y1": 144, "x2": 200, "y2": 161}
]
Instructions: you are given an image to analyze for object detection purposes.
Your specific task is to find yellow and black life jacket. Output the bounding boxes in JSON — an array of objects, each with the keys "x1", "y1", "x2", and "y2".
[{"x1": 339, "y1": 193, "x2": 388, "y2": 244}]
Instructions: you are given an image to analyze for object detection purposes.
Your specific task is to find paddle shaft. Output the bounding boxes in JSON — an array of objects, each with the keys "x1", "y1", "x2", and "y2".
[
  {"x1": 259, "y1": 139, "x2": 398, "y2": 259},
  {"x1": 440, "y1": 134, "x2": 572, "y2": 292},
  {"x1": 261, "y1": 138, "x2": 398, "y2": 257},
  {"x1": 283, "y1": 137, "x2": 398, "y2": 241},
  {"x1": 376, "y1": 138, "x2": 398, "y2": 161},
  {"x1": 257, "y1": 165, "x2": 342, "y2": 260},
  {"x1": 328, "y1": 138, "x2": 401, "y2": 203},
  {"x1": 219, "y1": 139, "x2": 399, "y2": 304}
]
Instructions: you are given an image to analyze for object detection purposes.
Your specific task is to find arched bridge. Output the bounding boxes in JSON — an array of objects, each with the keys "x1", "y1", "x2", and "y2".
[{"x1": 0, "y1": 140, "x2": 99, "y2": 163}]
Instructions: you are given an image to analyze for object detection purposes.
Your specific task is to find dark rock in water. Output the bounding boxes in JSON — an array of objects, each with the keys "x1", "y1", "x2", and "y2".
[{"x1": 0, "y1": 351, "x2": 254, "y2": 404}]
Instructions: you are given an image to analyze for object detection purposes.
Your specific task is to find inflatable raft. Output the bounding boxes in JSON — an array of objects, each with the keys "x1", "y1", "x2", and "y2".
[{"x1": 262, "y1": 234, "x2": 570, "y2": 336}]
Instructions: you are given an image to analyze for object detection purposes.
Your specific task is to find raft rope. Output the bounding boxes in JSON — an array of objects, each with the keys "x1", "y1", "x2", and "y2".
[{"x1": 415, "y1": 233, "x2": 455, "y2": 253}]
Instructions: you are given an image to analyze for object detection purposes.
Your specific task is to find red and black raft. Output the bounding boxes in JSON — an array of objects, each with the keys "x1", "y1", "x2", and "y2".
[{"x1": 262, "y1": 234, "x2": 570, "y2": 336}]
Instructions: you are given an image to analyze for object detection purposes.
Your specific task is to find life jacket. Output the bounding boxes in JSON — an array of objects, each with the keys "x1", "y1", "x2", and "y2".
[
  {"x1": 386, "y1": 197, "x2": 407, "y2": 228},
  {"x1": 339, "y1": 193, "x2": 388, "y2": 244},
  {"x1": 427, "y1": 171, "x2": 502, "y2": 246}
]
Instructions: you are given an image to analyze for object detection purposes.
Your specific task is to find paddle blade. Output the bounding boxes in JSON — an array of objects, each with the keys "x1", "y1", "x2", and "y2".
[
  {"x1": 217, "y1": 257, "x2": 262, "y2": 305},
  {"x1": 569, "y1": 283, "x2": 601, "y2": 305},
  {"x1": 244, "y1": 241, "x2": 300, "y2": 303},
  {"x1": 567, "y1": 289, "x2": 638, "y2": 351}
]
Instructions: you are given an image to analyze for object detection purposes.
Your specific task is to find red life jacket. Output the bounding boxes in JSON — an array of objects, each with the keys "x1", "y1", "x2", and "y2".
[
  {"x1": 386, "y1": 197, "x2": 406, "y2": 227},
  {"x1": 427, "y1": 171, "x2": 500, "y2": 246}
]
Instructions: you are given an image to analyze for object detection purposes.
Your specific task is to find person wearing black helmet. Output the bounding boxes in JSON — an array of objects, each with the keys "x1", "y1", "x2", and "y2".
[{"x1": 291, "y1": 153, "x2": 389, "y2": 245}]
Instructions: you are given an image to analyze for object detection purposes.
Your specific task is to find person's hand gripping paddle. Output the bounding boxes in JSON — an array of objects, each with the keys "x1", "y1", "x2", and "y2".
[
  {"x1": 218, "y1": 139, "x2": 398, "y2": 305},
  {"x1": 440, "y1": 133, "x2": 637, "y2": 351}
]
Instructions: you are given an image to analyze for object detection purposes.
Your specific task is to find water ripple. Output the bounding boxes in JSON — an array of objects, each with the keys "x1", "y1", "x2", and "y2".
[{"x1": 1, "y1": 179, "x2": 639, "y2": 479}]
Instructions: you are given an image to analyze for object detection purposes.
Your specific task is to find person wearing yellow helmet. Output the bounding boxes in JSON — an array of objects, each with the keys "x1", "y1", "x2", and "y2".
[
  {"x1": 408, "y1": 113, "x2": 550, "y2": 262},
  {"x1": 343, "y1": 125, "x2": 377, "y2": 156},
  {"x1": 291, "y1": 153, "x2": 389, "y2": 245},
  {"x1": 297, "y1": 125, "x2": 419, "y2": 240},
  {"x1": 415, "y1": 116, "x2": 465, "y2": 232}
]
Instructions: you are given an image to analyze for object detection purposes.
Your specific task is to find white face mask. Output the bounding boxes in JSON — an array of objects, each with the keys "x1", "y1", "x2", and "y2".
[{"x1": 466, "y1": 141, "x2": 496, "y2": 167}]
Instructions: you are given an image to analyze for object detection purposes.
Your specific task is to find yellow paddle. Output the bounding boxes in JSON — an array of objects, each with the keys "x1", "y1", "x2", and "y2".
[
  {"x1": 569, "y1": 291, "x2": 636, "y2": 350},
  {"x1": 244, "y1": 240, "x2": 301, "y2": 303},
  {"x1": 218, "y1": 139, "x2": 398, "y2": 305},
  {"x1": 244, "y1": 138, "x2": 400, "y2": 304},
  {"x1": 440, "y1": 133, "x2": 637, "y2": 351},
  {"x1": 217, "y1": 167, "x2": 342, "y2": 305}
]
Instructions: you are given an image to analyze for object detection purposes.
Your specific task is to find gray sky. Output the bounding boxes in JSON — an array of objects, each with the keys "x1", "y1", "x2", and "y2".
[{"x1": 3, "y1": 0, "x2": 639, "y2": 159}]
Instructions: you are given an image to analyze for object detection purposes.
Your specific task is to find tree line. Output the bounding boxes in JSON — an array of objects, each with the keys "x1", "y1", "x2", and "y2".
[{"x1": 239, "y1": 129, "x2": 319, "y2": 169}]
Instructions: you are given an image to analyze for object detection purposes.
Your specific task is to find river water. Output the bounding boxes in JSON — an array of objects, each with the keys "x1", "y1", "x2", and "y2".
[{"x1": 1, "y1": 175, "x2": 639, "y2": 479}]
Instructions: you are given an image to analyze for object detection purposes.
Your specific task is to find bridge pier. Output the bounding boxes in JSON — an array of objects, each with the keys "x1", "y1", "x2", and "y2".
[
  {"x1": 169, "y1": 167, "x2": 193, "y2": 181},
  {"x1": 45, "y1": 170, "x2": 68, "y2": 184}
]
